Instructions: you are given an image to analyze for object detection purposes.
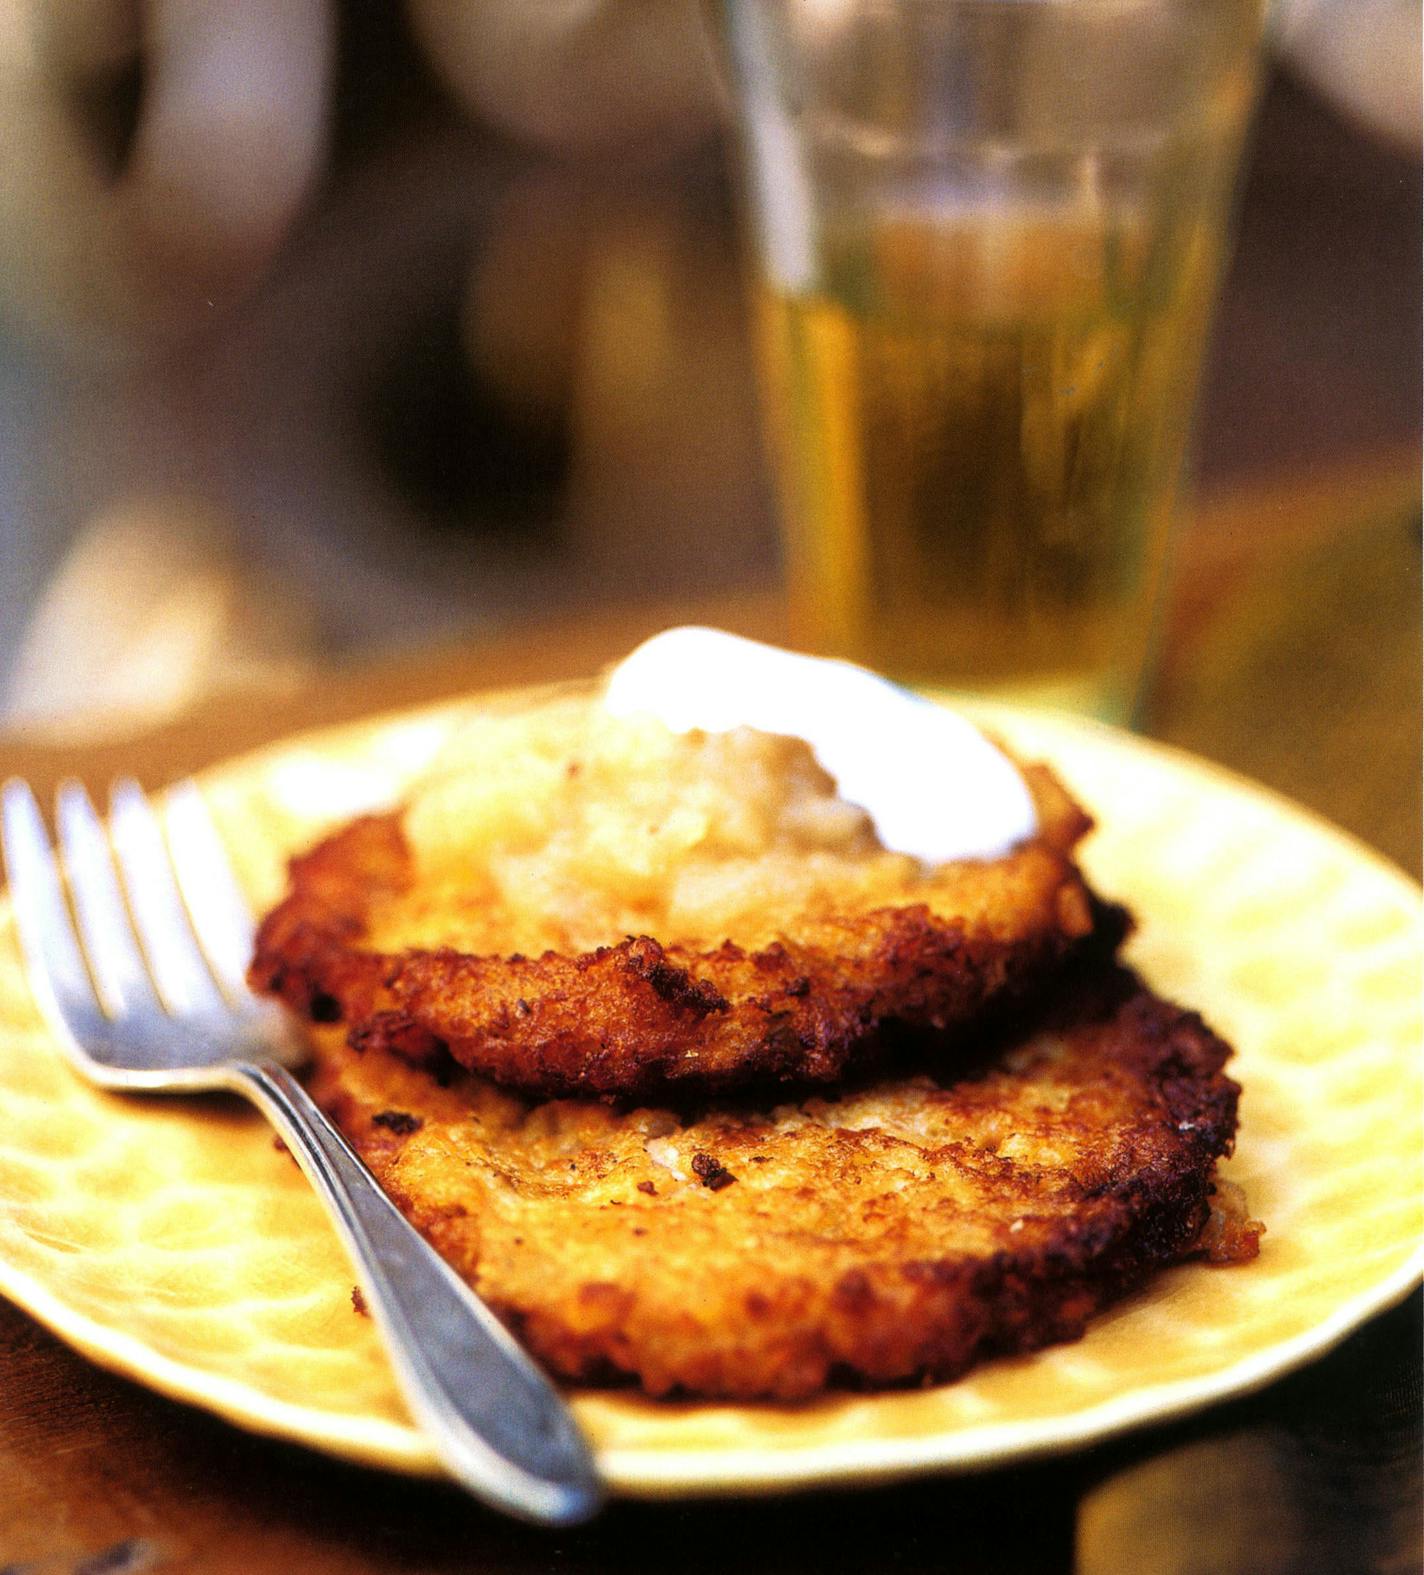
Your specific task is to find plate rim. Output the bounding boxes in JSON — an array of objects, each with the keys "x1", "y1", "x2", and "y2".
[{"x1": 0, "y1": 1198, "x2": 1418, "y2": 1498}]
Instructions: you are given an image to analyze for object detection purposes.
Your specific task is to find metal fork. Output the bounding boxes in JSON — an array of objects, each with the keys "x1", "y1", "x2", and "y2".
[{"x1": 0, "y1": 777, "x2": 602, "y2": 1526}]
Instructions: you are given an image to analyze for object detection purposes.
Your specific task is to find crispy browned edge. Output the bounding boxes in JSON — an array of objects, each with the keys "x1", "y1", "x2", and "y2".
[
  {"x1": 249, "y1": 759, "x2": 1112, "y2": 1098},
  {"x1": 308, "y1": 966, "x2": 1259, "y2": 1399}
]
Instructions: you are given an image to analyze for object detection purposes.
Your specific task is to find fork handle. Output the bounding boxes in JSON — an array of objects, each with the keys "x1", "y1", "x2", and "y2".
[{"x1": 229, "y1": 1059, "x2": 603, "y2": 1525}]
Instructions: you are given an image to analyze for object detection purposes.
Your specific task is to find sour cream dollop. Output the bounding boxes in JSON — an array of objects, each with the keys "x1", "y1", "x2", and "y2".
[{"x1": 602, "y1": 627, "x2": 1038, "y2": 864}]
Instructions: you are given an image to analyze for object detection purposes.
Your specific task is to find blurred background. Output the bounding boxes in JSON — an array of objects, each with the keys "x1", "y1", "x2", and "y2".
[{"x1": 0, "y1": 0, "x2": 1418, "y2": 860}]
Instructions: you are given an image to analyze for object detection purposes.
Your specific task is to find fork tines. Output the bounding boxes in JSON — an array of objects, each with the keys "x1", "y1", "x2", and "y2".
[{"x1": 2, "y1": 777, "x2": 256, "y2": 1031}]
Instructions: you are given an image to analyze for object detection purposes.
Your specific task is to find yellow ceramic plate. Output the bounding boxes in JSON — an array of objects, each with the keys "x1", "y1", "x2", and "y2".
[{"x1": 0, "y1": 698, "x2": 1419, "y2": 1498}]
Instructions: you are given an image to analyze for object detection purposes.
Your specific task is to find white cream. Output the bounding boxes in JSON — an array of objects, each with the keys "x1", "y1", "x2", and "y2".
[{"x1": 602, "y1": 628, "x2": 1038, "y2": 864}]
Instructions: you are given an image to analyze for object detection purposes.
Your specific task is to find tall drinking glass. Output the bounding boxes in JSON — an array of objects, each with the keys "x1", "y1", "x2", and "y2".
[{"x1": 717, "y1": 0, "x2": 1265, "y2": 722}]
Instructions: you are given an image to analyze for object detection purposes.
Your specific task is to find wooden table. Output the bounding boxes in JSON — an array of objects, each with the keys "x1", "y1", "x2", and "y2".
[{"x1": 0, "y1": 452, "x2": 1418, "y2": 1573}]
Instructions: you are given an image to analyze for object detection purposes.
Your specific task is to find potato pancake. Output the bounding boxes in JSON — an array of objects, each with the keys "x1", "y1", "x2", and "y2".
[
  {"x1": 251, "y1": 693, "x2": 1105, "y2": 1098},
  {"x1": 305, "y1": 964, "x2": 1259, "y2": 1400}
]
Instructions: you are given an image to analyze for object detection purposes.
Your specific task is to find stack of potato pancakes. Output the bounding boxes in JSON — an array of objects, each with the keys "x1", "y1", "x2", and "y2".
[{"x1": 250, "y1": 678, "x2": 1260, "y2": 1401}]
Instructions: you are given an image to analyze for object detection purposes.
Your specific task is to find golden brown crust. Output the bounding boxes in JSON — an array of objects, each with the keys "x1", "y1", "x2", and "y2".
[
  {"x1": 249, "y1": 761, "x2": 1112, "y2": 1098},
  {"x1": 304, "y1": 965, "x2": 1255, "y2": 1400}
]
